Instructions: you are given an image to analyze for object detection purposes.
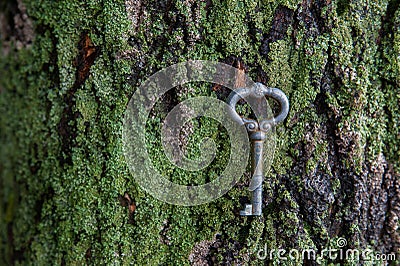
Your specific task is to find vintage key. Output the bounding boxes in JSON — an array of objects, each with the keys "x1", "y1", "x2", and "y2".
[{"x1": 227, "y1": 83, "x2": 289, "y2": 216}]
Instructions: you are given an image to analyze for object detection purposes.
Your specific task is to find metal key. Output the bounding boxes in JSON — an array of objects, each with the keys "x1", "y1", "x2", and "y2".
[{"x1": 227, "y1": 83, "x2": 289, "y2": 216}]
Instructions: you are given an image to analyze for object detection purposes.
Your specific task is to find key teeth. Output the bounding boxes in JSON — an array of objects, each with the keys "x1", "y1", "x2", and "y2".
[
  {"x1": 240, "y1": 204, "x2": 253, "y2": 216},
  {"x1": 240, "y1": 204, "x2": 263, "y2": 216}
]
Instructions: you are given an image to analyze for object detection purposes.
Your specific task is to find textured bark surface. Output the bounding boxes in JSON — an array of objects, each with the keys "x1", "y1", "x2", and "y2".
[{"x1": 1, "y1": 0, "x2": 399, "y2": 265}]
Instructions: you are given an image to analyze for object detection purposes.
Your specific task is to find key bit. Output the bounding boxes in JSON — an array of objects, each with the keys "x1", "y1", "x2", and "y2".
[{"x1": 227, "y1": 83, "x2": 289, "y2": 216}]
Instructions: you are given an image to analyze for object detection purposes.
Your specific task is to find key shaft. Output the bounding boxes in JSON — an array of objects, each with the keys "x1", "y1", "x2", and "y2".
[{"x1": 240, "y1": 132, "x2": 265, "y2": 215}]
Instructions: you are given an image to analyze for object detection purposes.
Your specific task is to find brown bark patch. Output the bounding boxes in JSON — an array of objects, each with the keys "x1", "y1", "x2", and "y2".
[
  {"x1": 74, "y1": 32, "x2": 99, "y2": 88},
  {"x1": 118, "y1": 192, "x2": 136, "y2": 224}
]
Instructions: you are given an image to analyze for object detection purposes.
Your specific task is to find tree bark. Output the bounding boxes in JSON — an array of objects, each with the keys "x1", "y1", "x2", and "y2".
[{"x1": 0, "y1": 0, "x2": 399, "y2": 265}]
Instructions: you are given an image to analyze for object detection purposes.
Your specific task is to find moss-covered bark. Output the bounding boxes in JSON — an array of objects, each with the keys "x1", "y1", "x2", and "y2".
[{"x1": 0, "y1": 0, "x2": 399, "y2": 265}]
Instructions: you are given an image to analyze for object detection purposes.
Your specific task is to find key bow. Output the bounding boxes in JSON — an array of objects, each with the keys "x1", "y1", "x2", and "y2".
[{"x1": 227, "y1": 82, "x2": 289, "y2": 134}]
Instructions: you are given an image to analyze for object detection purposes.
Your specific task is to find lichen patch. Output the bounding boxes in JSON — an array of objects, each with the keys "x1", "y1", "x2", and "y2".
[
  {"x1": 188, "y1": 238, "x2": 214, "y2": 265},
  {"x1": 0, "y1": 0, "x2": 34, "y2": 56}
]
